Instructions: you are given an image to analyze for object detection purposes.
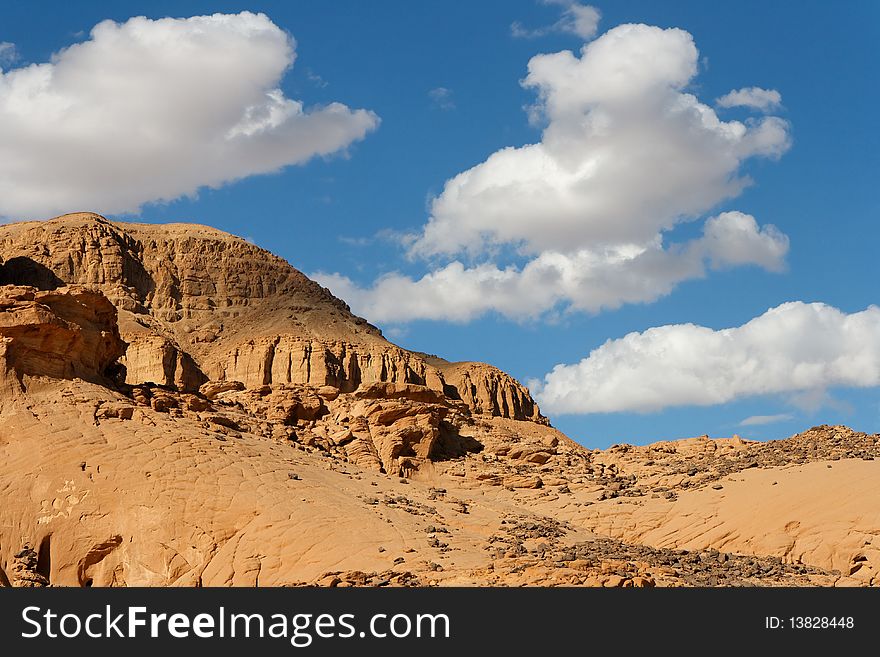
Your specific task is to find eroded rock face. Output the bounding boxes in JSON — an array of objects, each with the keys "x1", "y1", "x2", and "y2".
[
  {"x1": 0, "y1": 213, "x2": 544, "y2": 423},
  {"x1": 438, "y1": 361, "x2": 544, "y2": 424},
  {"x1": 212, "y1": 338, "x2": 444, "y2": 391},
  {"x1": 0, "y1": 285, "x2": 125, "y2": 385},
  {"x1": 216, "y1": 381, "x2": 467, "y2": 476},
  {"x1": 124, "y1": 335, "x2": 205, "y2": 391}
]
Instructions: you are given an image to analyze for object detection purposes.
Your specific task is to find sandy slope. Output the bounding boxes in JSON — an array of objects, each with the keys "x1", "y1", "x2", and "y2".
[
  {"x1": 3, "y1": 377, "x2": 870, "y2": 587},
  {"x1": 570, "y1": 459, "x2": 880, "y2": 584}
]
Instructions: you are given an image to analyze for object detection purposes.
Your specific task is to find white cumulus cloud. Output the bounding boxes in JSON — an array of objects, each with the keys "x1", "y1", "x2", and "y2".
[
  {"x1": 314, "y1": 211, "x2": 787, "y2": 322},
  {"x1": 413, "y1": 24, "x2": 789, "y2": 258},
  {"x1": 532, "y1": 302, "x2": 880, "y2": 415},
  {"x1": 717, "y1": 86, "x2": 783, "y2": 112},
  {"x1": 512, "y1": 2, "x2": 601, "y2": 40},
  {"x1": 321, "y1": 23, "x2": 791, "y2": 324},
  {"x1": 0, "y1": 12, "x2": 379, "y2": 219}
]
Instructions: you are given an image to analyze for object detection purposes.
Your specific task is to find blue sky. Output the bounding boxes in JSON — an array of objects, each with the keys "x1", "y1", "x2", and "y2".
[{"x1": 1, "y1": 1, "x2": 878, "y2": 447}]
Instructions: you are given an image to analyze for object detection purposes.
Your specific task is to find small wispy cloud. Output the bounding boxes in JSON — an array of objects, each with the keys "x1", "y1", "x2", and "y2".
[
  {"x1": 739, "y1": 413, "x2": 794, "y2": 427},
  {"x1": 339, "y1": 228, "x2": 412, "y2": 248},
  {"x1": 306, "y1": 68, "x2": 328, "y2": 89},
  {"x1": 0, "y1": 42, "x2": 18, "y2": 67},
  {"x1": 384, "y1": 326, "x2": 410, "y2": 341},
  {"x1": 717, "y1": 87, "x2": 782, "y2": 112},
  {"x1": 338, "y1": 235, "x2": 373, "y2": 247},
  {"x1": 428, "y1": 87, "x2": 455, "y2": 110},
  {"x1": 511, "y1": 1, "x2": 600, "y2": 40}
]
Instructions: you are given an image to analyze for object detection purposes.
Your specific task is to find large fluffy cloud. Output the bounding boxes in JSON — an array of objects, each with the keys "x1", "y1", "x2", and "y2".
[
  {"x1": 320, "y1": 23, "x2": 790, "y2": 323},
  {"x1": 412, "y1": 24, "x2": 788, "y2": 258},
  {"x1": 533, "y1": 302, "x2": 880, "y2": 414},
  {"x1": 0, "y1": 12, "x2": 379, "y2": 219},
  {"x1": 315, "y1": 211, "x2": 787, "y2": 322}
]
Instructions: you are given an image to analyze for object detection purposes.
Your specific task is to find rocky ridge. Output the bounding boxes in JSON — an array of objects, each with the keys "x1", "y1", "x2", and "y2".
[{"x1": 0, "y1": 213, "x2": 543, "y2": 424}]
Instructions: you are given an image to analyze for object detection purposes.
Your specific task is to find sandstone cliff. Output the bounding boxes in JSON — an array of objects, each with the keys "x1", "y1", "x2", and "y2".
[{"x1": 0, "y1": 213, "x2": 544, "y2": 423}]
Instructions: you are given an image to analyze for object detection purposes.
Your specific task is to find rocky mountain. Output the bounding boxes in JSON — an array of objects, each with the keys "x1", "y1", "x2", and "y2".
[
  {"x1": 0, "y1": 213, "x2": 877, "y2": 588},
  {"x1": 0, "y1": 213, "x2": 543, "y2": 423}
]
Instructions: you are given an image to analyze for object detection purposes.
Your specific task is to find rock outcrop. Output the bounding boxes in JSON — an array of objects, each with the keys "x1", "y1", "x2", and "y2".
[
  {"x1": 435, "y1": 361, "x2": 543, "y2": 423},
  {"x1": 7, "y1": 545, "x2": 50, "y2": 588},
  {"x1": 123, "y1": 334, "x2": 205, "y2": 391},
  {"x1": 0, "y1": 285, "x2": 125, "y2": 386}
]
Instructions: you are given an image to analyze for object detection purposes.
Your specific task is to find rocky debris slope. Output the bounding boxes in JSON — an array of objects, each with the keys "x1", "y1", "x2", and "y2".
[
  {"x1": 98, "y1": 378, "x2": 572, "y2": 480},
  {"x1": 299, "y1": 542, "x2": 831, "y2": 588},
  {"x1": 570, "y1": 454, "x2": 880, "y2": 586},
  {"x1": 460, "y1": 535, "x2": 831, "y2": 587},
  {"x1": 519, "y1": 429, "x2": 879, "y2": 586},
  {"x1": 578, "y1": 427, "x2": 880, "y2": 502},
  {"x1": 0, "y1": 213, "x2": 544, "y2": 423}
]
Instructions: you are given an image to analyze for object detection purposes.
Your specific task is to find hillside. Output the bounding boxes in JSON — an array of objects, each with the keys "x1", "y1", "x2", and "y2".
[{"x1": 0, "y1": 214, "x2": 876, "y2": 587}]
